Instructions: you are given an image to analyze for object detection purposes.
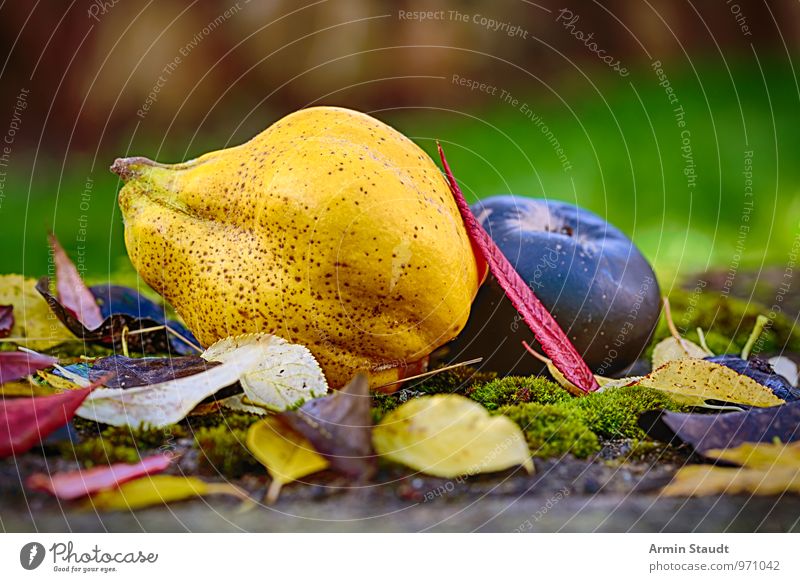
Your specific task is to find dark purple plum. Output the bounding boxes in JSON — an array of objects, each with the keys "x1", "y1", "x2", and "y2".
[
  {"x1": 706, "y1": 354, "x2": 800, "y2": 402},
  {"x1": 442, "y1": 196, "x2": 661, "y2": 375}
]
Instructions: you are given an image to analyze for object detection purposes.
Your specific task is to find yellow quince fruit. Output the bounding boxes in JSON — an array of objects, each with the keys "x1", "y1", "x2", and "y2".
[{"x1": 113, "y1": 107, "x2": 481, "y2": 388}]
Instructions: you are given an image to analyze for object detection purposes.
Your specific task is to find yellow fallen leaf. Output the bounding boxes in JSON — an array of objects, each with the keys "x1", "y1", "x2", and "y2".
[
  {"x1": 85, "y1": 475, "x2": 249, "y2": 511},
  {"x1": 596, "y1": 376, "x2": 641, "y2": 390},
  {"x1": 705, "y1": 440, "x2": 800, "y2": 469},
  {"x1": 38, "y1": 371, "x2": 83, "y2": 391},
  {"x1": 246, "y1": 416, "x2": 329, "y2": 504},
  {"x1": 373, "y1": 394, "x2": 533, "y2": 478},
  {"x1": 661, "y1": 464, "x2": 800, "y2": 497},
  {"x1": 651, "y1": 336, "x2": 708, "y2": 369},
  {"x1": 662, "y1": 442, "x2": 800, "y2": 497},
  {"x1": 0, "y1": 380, "x2": 58, "y2": 397},
  {"x1": 634, "y1": 358, "x2": 784, "y2": 407},
  {"x1": 0, "y1": 274, "x2": 74, "y2": 350}
]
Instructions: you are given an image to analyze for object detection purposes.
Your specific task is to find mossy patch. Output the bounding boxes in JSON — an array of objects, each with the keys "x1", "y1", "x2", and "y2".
[
  {"x1": 184, "y1": 410, "x2": 261, "y2": 432},
  {"x1": 467, "y1": 376, "x2": 572, "y2": 410},
  {"x1": 500, "y1": 403, "x2": 600, "y2": 459},
  {"x1": 63, "y1": 422, "x2": 187, "y2": 467},
  {"x1": 187, "y1": 411, "x2": 263, "y2": 477},
  {"x1": 495, "y1": 384, "x2": 685, "y2": 460},
  {"x1": 65, "y1": 411, "x2": 262, "y2": 472},
  {"x1": 572, "y1": 385, "x2": 686, "y2": 440},
  {"x1": 193, "y1": 423, "x2": 262, "y2": 477},
  {"x1": 371, "y1": 365, "x2": 497, "y2": 421},
  {"x1": 371, "y1": 361, "x2": 686, "y2": 463},
  {"x1": 412, "y1": 366, "x2": 498, "y2": 395}
]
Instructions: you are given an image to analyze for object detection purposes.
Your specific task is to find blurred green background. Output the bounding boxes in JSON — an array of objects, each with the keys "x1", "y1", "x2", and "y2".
[{"x1": 0, "y1": 0, "x2": 798, "y2": 292}]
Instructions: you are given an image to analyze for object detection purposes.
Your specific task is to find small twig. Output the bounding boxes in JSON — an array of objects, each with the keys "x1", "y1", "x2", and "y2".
[
  {"x1": 696, "y1": 327, "x2": 715, "y2": 356},
  {"x1": 521, "y1": 341, "x2": 549, "y2": 364},
  {"x1": 165, "y1": 325, "x2": 203, "y2": 353},
  {"x1": 265, "y1": 479, "x2": 283, "y2": 505},
  {"x1": 374, "y1": 357, "x2": 483, "y2": 390},
  {"x1": 741, "y1": 314, "x2": 769, "y2": 360},
  {"x1": 125, "y1": 324, "x2": 203, "y2": 353},
  {"x1": 121, "y1": 325, "x2": 130, "y2": 358},
  {"x1": 662, "y1": 297, "x2": 689, "y2": 355},
  {"x1": 522, "y1": 341, "x2": 592, "y2": 396},
  {"x1": 124, "y1": 325, "x2": 167, "y2": 335}
]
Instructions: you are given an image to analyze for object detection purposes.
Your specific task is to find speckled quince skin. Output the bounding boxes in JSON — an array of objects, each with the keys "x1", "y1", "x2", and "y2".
[{"x1": 112, "y1": 106, "x2": 481, "y2": 389}]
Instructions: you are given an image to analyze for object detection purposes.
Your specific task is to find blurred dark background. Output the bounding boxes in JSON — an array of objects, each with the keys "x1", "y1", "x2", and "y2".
[{"x1": 0, "y1": 0, "x2": 798, "y2": 289}]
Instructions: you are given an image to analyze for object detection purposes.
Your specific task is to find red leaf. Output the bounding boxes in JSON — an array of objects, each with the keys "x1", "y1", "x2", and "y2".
[
  {"x1": 0, "y1": 305, "x2": 13, "y2": 338},
  {"x1": 49, "y1": 233, "x2": 104, "y2": 329},
  {"x1": 437, "y1": 144, "x2": 599, "y2": 393},
  {"x1": 0, "y1": 350, "x2": 58, "y2": 385},
  {"x1": 0, "y1": 387, "x2": 93, "y2": 457},
  {"x1": 26, "y1": 454, "x2": 172, "y2": 499}
]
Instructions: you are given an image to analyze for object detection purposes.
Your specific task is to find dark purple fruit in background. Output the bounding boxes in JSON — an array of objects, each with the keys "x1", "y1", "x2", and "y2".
[
  {"x1": 442, "y1": 196, "x2": 661, "y2": 375},
  {"x1": 706, "y1": 354, "x2": 800, "y2": 402}
]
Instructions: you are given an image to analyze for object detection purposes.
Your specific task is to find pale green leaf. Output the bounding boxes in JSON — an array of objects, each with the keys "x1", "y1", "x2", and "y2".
[
  {"x1": 651, "y1": 336, "x2": 708, "y2": 369},
  {"x1": 373, "y1": 395, "x2": 533, "y2": 478},
  {"x1": 203, "y1": 333, "x2": 328, "y2": 411},
  {"x1": 77, "y1": 333, "x2": 302, "y2": 427}
]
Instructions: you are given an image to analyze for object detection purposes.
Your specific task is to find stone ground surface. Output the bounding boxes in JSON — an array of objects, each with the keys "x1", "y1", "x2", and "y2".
[
  {"x1": 3, "y1": 490, "x2": 799, "y2": 533},
  {"x1": 2, "y1": 441, "x2": 799, "y2": 532},
  {"x1": 2, "y1": 269, "x2": 799, "y2": 533}
]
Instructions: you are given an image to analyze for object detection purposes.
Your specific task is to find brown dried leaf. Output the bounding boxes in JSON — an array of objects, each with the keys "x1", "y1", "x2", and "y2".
[{"x1": 281, "y1": 374, "x2": 376, "y2": 479}]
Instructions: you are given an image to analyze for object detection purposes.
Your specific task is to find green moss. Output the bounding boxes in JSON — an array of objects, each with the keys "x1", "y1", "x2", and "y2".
[
  {"x1": 371, "y1": 392, "x2": 404, "y2": 422},
  {"x1": 573, "y1": 385, "x2": 685, "y2": 440},
  {"x1": 61, "y1": 438, "x2": 142, "y2": 467},
  {"x1": 184, "y1": 410, "x2": 261, "y2": 432},
  {"x1": 193, "y1": 424, "x2": 262, "y2": 477},
  {"x1": 184, "y1": 411, "x2": 263, "y2": 477},
  {"x1": 496, "y1": 383, "x2": 686, "y2": 459},
  {"x1": 412, "y1": 366, "x2": 497, "y2": 395},
  {"x1": 63, "y1": 422, "x2": 187, "y2": 468},
  {"x1": 499, "y1": 403, "x2": 600, "y2": 459},
  {"x1": 372, "y1": 370, "x2": 685, "y2": 458},
  {"x1": 73, "y1": 420, "x2": 187, "y2": 445},
  {"x1": 66, "y1": 411, "x2": 263, "y2": 474},
  {"x1": 371, "y1": 365, "x2": 498, "y2": 421},
  {"x1": 467, "y1": 376, "x2": 571, "y2": 410}
]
